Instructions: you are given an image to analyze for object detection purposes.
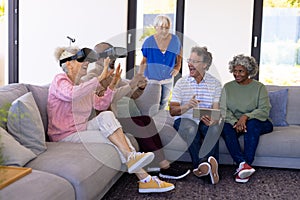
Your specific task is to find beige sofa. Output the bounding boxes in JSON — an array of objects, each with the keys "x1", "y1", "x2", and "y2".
[
  {"x1": 0, "y1": 83, "x2": 139, "y2": 200},
  {"x1": 134, "y1": 82, "x2": 300, "y2": 169}
]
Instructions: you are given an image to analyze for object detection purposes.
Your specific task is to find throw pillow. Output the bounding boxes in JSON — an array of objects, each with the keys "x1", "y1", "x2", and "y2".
[
  {"x1": 135, "y1": 81, "x2": 161, "y2": 116},
  {"x1": 268, "y1": 89, "x2": 289, "y2": 126},
  {"x1": 7, "y1": 92, "x2": 47, "y2": 155},
  {"x1": 0, "y1": 83, "x2": 28, "y2": 129},
  {"x1": 116, "y1": 97, "x2": 141, "y2": 118},
  {"x1": 0, "y1": 127, "x2": 36, "y2": 166},
  {"x1": 26, "y1": 84, "x2": 49, "y2": 134}
]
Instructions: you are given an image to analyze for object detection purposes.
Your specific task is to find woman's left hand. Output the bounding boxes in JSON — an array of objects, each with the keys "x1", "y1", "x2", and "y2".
[
  {"x1": 98, "y1": 57, "x2": 114, "y2": 83},
  {"x1": 170, "y1": 69, "x2": 179, "y2": 77},
  {"x1": 233, "y1": 115, "x2": 248, "y2": 133},
  {"x1": 109, "y1": 64, "x2": 122, "y2": 90}
]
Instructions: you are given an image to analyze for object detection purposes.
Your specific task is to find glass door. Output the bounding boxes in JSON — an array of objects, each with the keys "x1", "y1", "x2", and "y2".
[
  {"x1": 259, "y1": 0, "x2": 300, "y2": 86},
  {"x1": 0, "y1": 0, "x2": 8, "y2": 85}
]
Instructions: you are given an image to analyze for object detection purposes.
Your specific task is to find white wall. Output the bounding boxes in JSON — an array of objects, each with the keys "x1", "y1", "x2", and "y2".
[
  {"x1": 183, "y1": 0, "x2": 254, "y2": 84},
  {"x1": 18, "y1": 0, "x2": 254, "y2": 85},
  {"x1": 19, "y1": 0, "x2": 128, "y2": 85}
]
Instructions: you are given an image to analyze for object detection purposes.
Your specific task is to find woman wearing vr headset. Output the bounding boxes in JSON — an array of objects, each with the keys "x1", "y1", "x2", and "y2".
[
  {"x1": 82, "y1": 42, "x2": 191, "y2": 192},
  {"x1": 47, "y1": 46, "x2": 174, "y2": 193}
]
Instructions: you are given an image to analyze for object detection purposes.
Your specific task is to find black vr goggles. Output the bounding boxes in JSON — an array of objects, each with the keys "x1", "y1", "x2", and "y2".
[{"x1": 59, "y1": 47, "x2": 128, "y2": 66}]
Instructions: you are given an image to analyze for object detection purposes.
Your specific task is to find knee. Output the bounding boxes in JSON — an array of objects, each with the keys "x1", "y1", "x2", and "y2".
[
  {"x1": 246, "y1": 119, "x2": 259, "y2": 127},
  {"x1": 221, "y1": 123, "x2": 235, "y2": 137},
  {"x1": 97, "y1": 111, "x2": 118, "y2": 123}
]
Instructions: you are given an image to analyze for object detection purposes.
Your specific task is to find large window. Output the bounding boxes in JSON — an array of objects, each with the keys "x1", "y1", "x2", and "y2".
[{"x1": 258, "y1": 0, "x2": 300, "y2": 86}]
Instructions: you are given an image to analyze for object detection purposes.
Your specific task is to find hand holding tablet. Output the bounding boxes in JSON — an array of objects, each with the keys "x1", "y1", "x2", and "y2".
[{"x1": 193, "y1": 108, "x2": 221, "y2": 121}]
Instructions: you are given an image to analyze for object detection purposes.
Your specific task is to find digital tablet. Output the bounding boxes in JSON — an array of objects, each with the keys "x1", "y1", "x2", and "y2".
[{"x1": 193, "y1": 108, "x2": 221, "y2": 120}]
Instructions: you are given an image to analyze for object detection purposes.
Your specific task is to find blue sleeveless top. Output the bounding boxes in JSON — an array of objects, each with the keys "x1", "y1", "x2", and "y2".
[{"x1": 141, "y1": 34, "x2": 181, "y2": 80}]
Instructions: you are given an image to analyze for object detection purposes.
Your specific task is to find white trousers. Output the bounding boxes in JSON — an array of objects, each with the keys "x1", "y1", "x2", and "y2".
[{"x1": 61, "y1": 111, "x2": 135, "y2": 163}]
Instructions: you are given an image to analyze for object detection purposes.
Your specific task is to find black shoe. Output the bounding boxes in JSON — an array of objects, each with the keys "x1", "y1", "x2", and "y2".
[{"x1": 159, "y1": 164, "x2": 190, "y2": 180}]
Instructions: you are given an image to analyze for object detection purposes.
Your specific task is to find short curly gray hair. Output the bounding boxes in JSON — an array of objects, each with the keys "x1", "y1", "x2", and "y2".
[
  {"x1": 191, "y1": 46, "x2": 213, "y2": 70},
  {"x1": 228, "y1": 54, "x2": 258, "y2": 78}
]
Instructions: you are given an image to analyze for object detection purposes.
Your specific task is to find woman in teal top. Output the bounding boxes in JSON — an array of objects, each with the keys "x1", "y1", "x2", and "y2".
[{"x1": 220, "y1": 54, "x2": 273, "y2": 183}]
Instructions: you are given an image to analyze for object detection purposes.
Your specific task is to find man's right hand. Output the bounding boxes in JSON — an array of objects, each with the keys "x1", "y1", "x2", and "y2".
[
  {"x1": 129, "y1": 73, "x2": 147, "y2": 89},
  {"x1": 186, "y1": 95, "x2": 200, "y2": 109}
]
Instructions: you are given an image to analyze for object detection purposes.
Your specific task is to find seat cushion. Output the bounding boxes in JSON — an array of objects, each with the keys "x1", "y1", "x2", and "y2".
[
  {"x1": 0, "y1": 169, "x2": 75, "y2": 200},
  {"x1": 255, "y1": 126, "x2": 300, "y2": 157},
  {"x1": 26, "y1": 142, "x2": 123, "y2": 200},
  {"x1": 219, "y1": 126, "x2": 300, "y2": 158}
]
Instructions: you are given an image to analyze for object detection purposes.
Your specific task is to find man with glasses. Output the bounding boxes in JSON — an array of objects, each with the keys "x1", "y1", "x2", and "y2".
[{"x1": 169, "y1": 46, "x2": 222, "y2": 185}]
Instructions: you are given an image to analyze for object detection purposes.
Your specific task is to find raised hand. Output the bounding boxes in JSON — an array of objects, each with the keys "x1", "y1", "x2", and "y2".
[
  {"x1": 97, "y1": 57, "x2": 114, "y2": 83},
  {"x1": 130, "y1": 73, "x2": 147, "y2": 89},
  {"x1": 109, "y1": 64, "x2": 122, "y2": 90},
  {"x1": 187, "y1": 95, "x2": 200, "y2": 109}
]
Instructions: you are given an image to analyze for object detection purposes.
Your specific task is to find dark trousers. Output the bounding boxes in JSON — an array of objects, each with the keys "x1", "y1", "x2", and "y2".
[
  {"x1": 117, "y1": 116, "x2": 165, "y2": 165},
  {"x1": 174, "y1": 118, "x2": 219, "y2": 169},
  {"x1": 222, "y1": 119, "x2": 273, "y2": 165}
]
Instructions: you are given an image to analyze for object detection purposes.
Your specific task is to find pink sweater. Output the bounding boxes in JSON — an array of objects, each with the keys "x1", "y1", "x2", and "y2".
[{"x1": 47, "y1": 73, "x2": 113, "y2": 141}]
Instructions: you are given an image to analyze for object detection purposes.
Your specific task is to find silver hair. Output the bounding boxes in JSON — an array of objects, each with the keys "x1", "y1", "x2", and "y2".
[
  {"x1": 153, "y1": 15, "x2": 171, "y2": 27},
  {"x1": 54, "y1": 46, "x2": 79, "y2": 73},
  {"x1": 191, "y1": 46, "x2": 213, "y2": 70},
  {"x1": 228, "y1": 54, "x2": 258, "y2": 77},
  {"x1": 54, "y1": 46, "x2": 80, "y2": 61},
  {"x1": 61, "y1": 63, "x2": 68, "y2": 73}
]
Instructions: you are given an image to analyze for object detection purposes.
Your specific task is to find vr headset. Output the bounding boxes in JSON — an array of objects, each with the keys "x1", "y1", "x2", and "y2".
[
  {"x1": 98, "y1": 47, "x2": 128, "y2": 59},
  {"x1": 59, "y1": 47, "x2": 127, "y2": 66}
]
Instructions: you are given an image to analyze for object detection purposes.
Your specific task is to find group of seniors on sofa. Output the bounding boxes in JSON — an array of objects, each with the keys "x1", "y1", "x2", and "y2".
[{"x1": 49, "y1": 38, "x2": 274, "y2": 198}]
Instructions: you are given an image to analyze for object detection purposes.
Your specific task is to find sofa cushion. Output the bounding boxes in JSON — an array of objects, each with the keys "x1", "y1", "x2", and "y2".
[
  {"x1": 255, "y1": 126, "x2": 300, "y2": 158},
  {"x1": 0, "y1": 169, "x2": 75, "y2": 200},
  {"x1": 0, "y1": 127, "x2": 36, "y2": 166},
  {"x1": 0, "y1": 83, "x2": 28, "y2": 129},
  {"x1": 266, "y1": 85, "x2": 300, "y2": 125},
  {"x1": 26, "y1": 84, "x2": 49, "y2": 134},
  {"x1": 116, "y1": 96, "x2": 141, "y2": 118},
  {"x1": 26, "y1": 142, "x2": 123, "y2": 200},
  {"x1": 135, "y1": 81, "x2": 161, "y2": 117},
  {"x1": 7, "y1": 92, "x2": 47, "y2": 155},
  {"x1": 268, "y1": 89, "x2": 289, "y2": 126},
  {"x1": 219, "y1": 125, "x2": 300, "y2": 158}
]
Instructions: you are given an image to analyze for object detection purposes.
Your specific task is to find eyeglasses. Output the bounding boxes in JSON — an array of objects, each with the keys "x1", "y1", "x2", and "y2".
[
  {"x1": 186, "y1": 59, "x2": 204, "y2": 64},
  {"x1": 156, "y1": 26, "x2": 170, "y2": 30}
]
